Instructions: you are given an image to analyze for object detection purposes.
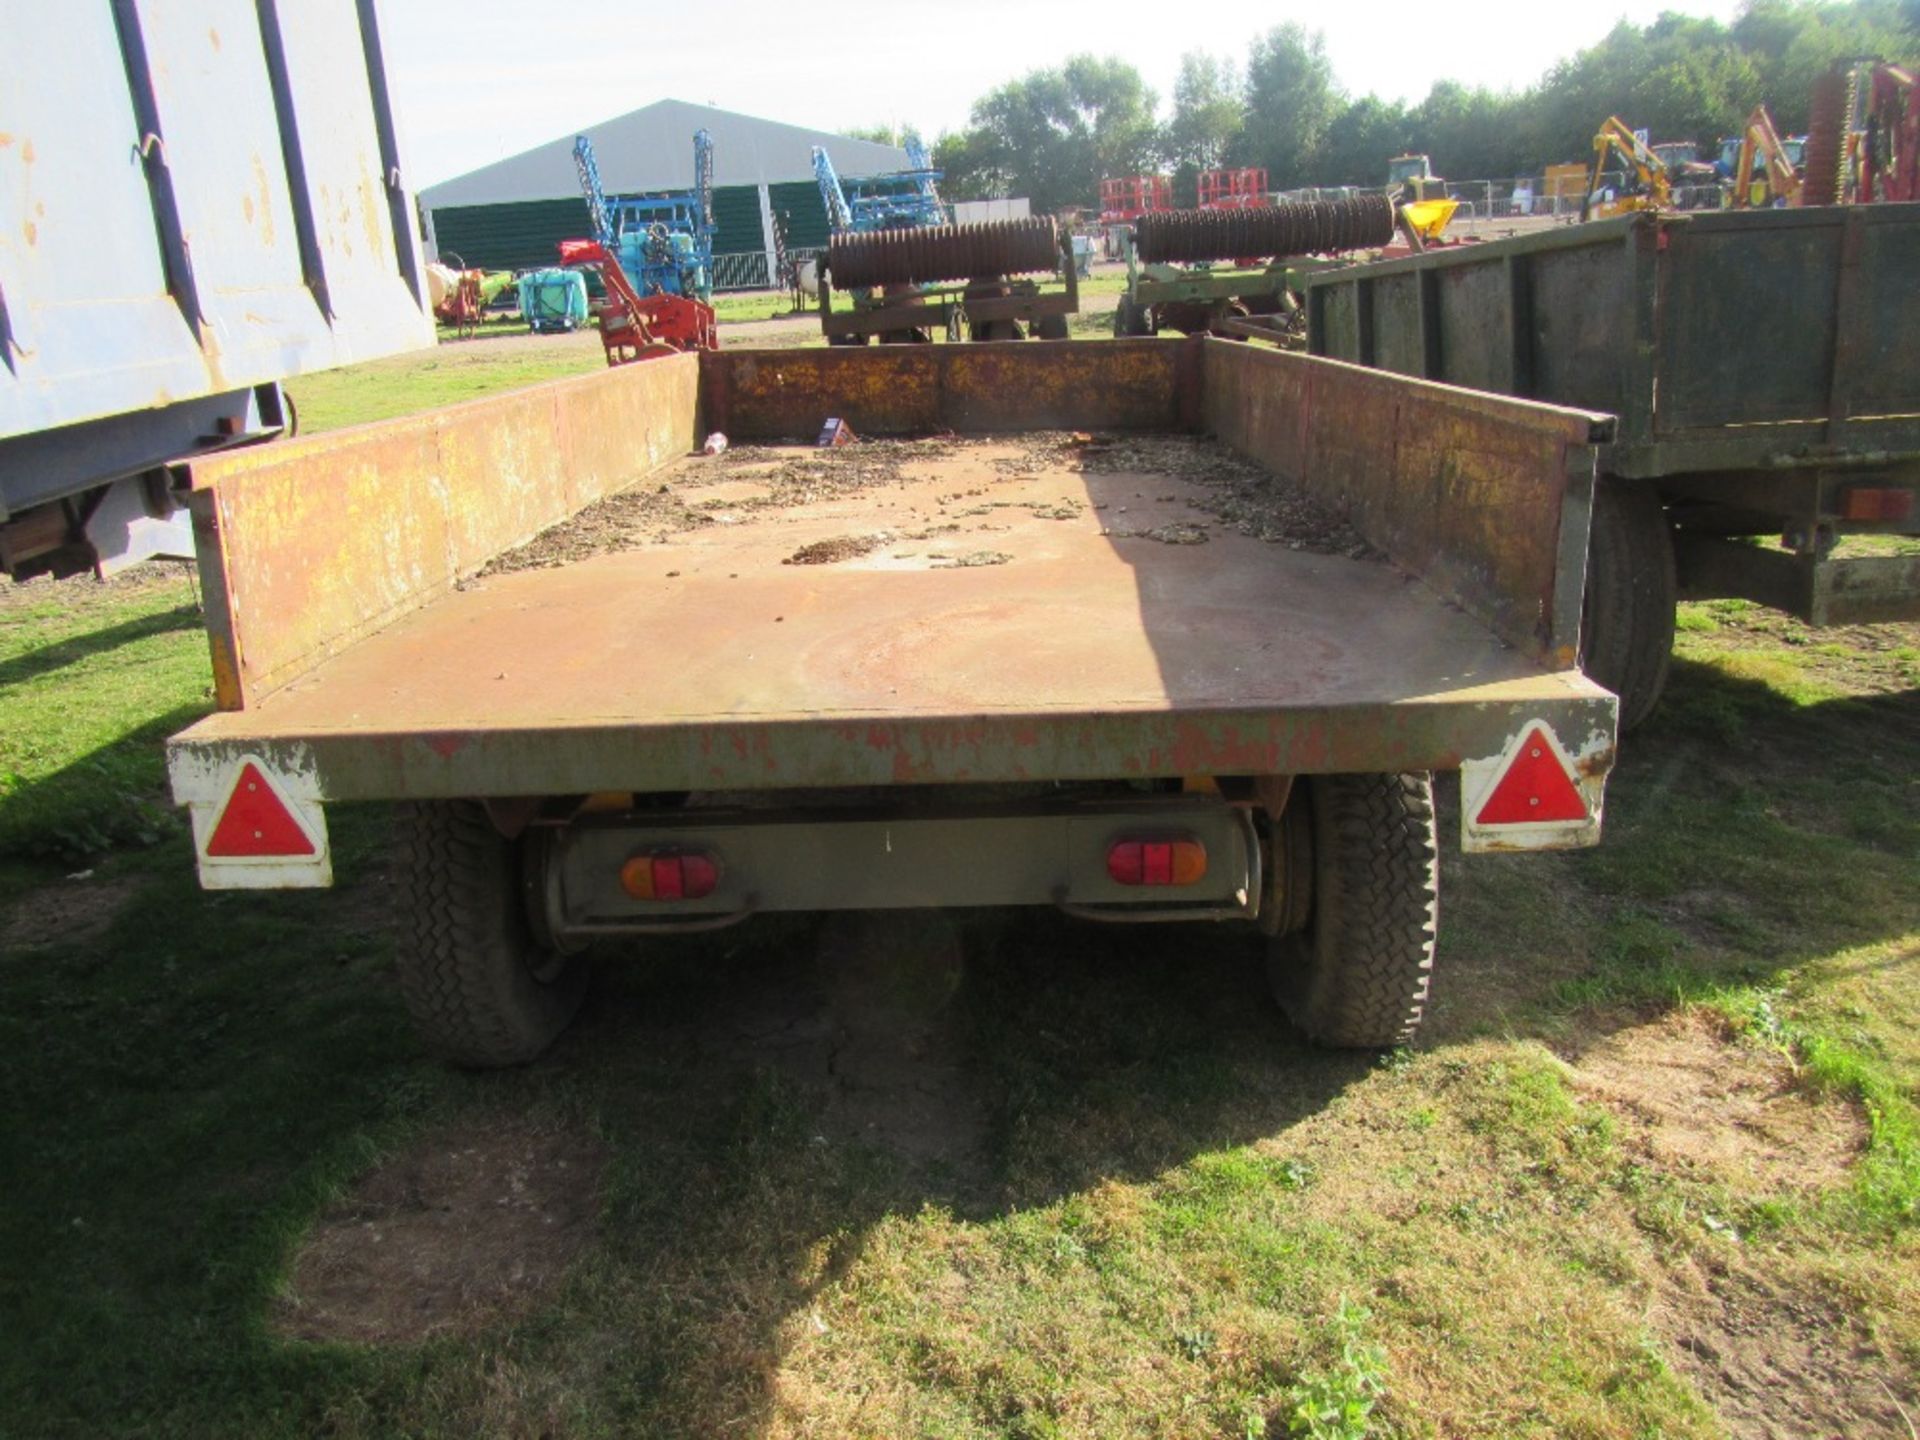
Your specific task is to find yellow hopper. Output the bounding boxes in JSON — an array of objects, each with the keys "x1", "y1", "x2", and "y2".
[{"x1": 1401, "y1": 198, "x2": 1459, "y2": 240}]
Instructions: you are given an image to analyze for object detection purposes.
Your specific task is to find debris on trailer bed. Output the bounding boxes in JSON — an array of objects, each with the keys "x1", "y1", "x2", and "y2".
[
  {"x1": 1082, "y1": 436, "x2": 1375, "y2": 558},
  {"x1": 785, "y1": 534, "x2": 892, "y2": 565},
  {"x1": 483, "y1": 432, "x2": 1373, "y2": 576}
]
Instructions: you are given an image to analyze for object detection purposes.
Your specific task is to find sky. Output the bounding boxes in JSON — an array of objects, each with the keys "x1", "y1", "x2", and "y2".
[{"x1": 382, "y1": 0, "x2": 1747, "y2": 187}]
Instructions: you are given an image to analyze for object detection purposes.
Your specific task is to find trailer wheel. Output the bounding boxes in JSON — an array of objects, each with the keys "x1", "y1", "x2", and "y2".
[
  {"x1": 1037, "y1": 313, "x2": 1069, "y2": 340},
  {"x1": 394, "y1": 801, "x2": 588, "y2": 1068},
  {"x1": 1113, "y1": 298, "x2": 1151, "y2": 337},
  {"x1": 1267, "y1": 773, "x2": 1437, "y2": 1048},
  {"x1": 1580, "y1": 479, "x2": 1675, "y2": 731}
]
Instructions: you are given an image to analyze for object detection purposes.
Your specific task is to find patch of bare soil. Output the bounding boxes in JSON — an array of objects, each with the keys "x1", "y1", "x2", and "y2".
[
  {"x1": 1567, "y1": 1014, "x2": 1906, "y2": 1436},
  {"x1": 1684, "y1": 607, "x2": 1920, "y2": 696},
  {"x1": 275, "y1": 1117, "x2": 605, "y2": 1345},
  {"x1": 1658, "y1": 1259, "x2": 1919, "y2": 1440},
  {"x1": 1571, "y1": 1011, "x2": 1863, "y2": 1195},
  {"x1": 0, "y1": 871, "x2": 142, "y2": 952},
  {"x1": 0, "y1": 558, "x2": 198, "y2": 613}
]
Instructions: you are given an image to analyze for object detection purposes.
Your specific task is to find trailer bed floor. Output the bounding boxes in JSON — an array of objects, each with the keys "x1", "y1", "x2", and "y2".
[{"x1": 176, "y1": 441, "x2": 1607, "y2": 796}]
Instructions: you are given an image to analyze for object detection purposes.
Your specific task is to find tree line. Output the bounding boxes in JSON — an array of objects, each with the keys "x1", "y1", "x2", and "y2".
[{"x1": 851, "y1": 0, "x2": 1917, "y2": 212}]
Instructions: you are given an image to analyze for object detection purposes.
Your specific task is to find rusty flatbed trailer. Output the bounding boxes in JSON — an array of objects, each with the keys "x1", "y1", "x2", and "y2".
[
  {"x1": 1300, "y1": 204, "x2": 1920, "y2": 726},
  {"x1": 166, "y1": 341, "x2": 1618, "y2": 1066}
]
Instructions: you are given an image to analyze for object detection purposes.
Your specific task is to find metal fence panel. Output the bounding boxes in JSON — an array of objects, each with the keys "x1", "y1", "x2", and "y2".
[{"x1": 712, "y1": 252, "x2": 773, "y2": 292}]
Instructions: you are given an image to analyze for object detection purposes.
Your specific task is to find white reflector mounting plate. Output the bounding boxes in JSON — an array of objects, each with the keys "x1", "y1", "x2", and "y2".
[
  {"x1": 175, "y1": 751, "x2": 332, "y2": 890},
  {"x1": 1460, "y1": 719, "x2": 1608, "y2": 853}
]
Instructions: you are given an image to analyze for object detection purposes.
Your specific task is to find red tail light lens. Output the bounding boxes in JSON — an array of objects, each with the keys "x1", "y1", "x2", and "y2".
[
  {"x1": 1107, "y1": 838, "x2": 1207, "y2": 886},
  {"x1": 620, "y1": 851, "x2": 720, "y2": 901},
  {"x1": 1838, "y1": 486, "x2": 1915, "y2": 522}
]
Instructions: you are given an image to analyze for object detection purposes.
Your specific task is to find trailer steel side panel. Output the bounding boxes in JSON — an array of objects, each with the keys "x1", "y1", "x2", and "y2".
[
  {"x1": 167, "y1": 342, "x2": 1616, "y2": 806},
  {"x1": 1303, "y1": 205, "x2": 1920, "y2": 478}
]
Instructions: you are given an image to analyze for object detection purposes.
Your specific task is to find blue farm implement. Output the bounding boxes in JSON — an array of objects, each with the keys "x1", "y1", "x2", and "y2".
[
  {"x1": 572, "y1": 129, "x2": 716, "y2": 303},
  {"x1": 518, "y1": 268, "x2": 590, "y2": 334},
  {"x1": 813, "y1": 135, "x2": 947, "y2": 236}
]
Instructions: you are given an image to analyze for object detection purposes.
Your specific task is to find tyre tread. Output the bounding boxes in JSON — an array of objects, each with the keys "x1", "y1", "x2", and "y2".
[
  {"x1": 1271, "y1": 773, "x2": 1438, "y2": 1048},
  {"x1": 394, "y1": 802, "x2": 584, "y2": 1068}
]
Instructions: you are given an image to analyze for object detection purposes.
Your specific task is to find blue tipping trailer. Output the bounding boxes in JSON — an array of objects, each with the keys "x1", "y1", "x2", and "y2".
[{"x1": 0, "y1": 0, "x2": 435, "y2": 576}]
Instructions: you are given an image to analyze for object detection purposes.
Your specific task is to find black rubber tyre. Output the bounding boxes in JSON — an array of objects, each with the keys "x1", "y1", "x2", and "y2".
[
  {"x1": 1266, "y1": 773, "x2": 1438, "y2": 1048},
  {"x1": 1037, "y1": 313, "x2": 1069, "y2": 340},
  {"x1": 1113, "y1": 297, "x2": 1152, "y2": 337},
  {"x1": 1580, "y1": 479, "x2": 1676, "y2": 731},
  {"x1": 394, "y1": 801, "x2": 588, "y2": 1068}
]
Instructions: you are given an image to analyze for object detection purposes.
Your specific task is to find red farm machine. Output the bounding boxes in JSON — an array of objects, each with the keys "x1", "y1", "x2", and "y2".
[
  {"x1": 557, "y1": 240, "x2": 716, "y2": 365},
  {"x1": 1198, "y1": 168, "x2": 1269, "y2": 209},
  {"x1": 1099, "y1": 175, "x2": 1171, "y2": 223}
]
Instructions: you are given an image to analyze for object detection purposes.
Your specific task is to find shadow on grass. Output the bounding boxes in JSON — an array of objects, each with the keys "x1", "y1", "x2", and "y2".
[
  {"x1": 469, "y1": 908, "x2": 1371, "y2": 1436},
  {"x1": 1433, "y1": 652, "x2": 1920, "y2": 1049},
  {"x1": 0, "y1": 602, "x2": 202, "y2": 690},
  {"x1": 552, "y1": 638, "x2": 1920, "y2": 1430},
  {"x1": 0, "y1": 700, "x2": 210, "y2": 866},
  {"x1": 0, "y1": 827, "x2": 1366, "y2": 1438}
]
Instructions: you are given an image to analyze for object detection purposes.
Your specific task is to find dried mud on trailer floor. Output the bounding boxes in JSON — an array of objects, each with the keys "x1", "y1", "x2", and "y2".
[{"x1": 481, "y1": 433, "x2": 1376, "y2": 577}]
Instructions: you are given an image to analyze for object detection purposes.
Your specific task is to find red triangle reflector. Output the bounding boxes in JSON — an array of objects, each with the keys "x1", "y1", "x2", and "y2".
[
  {"x1": 1475, "y1": 727, "x2": 1588, "y2": 825},
  {"x1": 206, "y1": 762, "x2": 316, "y2": 857}
]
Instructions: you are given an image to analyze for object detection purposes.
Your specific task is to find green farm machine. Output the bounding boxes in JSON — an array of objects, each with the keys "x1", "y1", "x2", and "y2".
[{"x1": 1111, "y1": 195, "x2": 1401, "y2": 337}]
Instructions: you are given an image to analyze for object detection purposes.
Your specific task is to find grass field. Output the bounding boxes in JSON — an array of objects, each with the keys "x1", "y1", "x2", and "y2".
[{"x1": 1, "y1": 335, "x2": 1916, "y2": 1438}]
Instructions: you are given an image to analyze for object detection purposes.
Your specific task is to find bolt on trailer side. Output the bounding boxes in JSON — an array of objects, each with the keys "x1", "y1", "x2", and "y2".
[
  {"x1": 1299, "y1": 205, "x2": 1920, "y2": 631},
  {"x1": 165, "y1": 340, "x2": 1617, "y2": 1060}
]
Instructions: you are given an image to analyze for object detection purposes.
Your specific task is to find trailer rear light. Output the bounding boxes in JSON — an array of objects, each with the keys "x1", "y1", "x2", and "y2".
[
  {"x1": 1107, "y1": 838, "x2": 1208, "y2": 886},
  {"x1": 619, "y1": 851, "x2": 720, "y2": 901},
  {"x1": 1837, "y1": 486, "x2": 1915, "y2": 522}
]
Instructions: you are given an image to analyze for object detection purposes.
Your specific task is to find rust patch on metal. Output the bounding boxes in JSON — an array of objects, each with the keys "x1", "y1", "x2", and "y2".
[
  {"x1": 181, "y1": 356, "x2": 702, "y2": 708},
  {"x1": 700, "y1": 340, "x2": 1184, "y2": 441}
]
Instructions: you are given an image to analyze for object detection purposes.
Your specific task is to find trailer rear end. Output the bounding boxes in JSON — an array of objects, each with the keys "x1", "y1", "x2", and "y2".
[{"x1": 165, "y1": 341, "x2": 1617, "y2": 1065}]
